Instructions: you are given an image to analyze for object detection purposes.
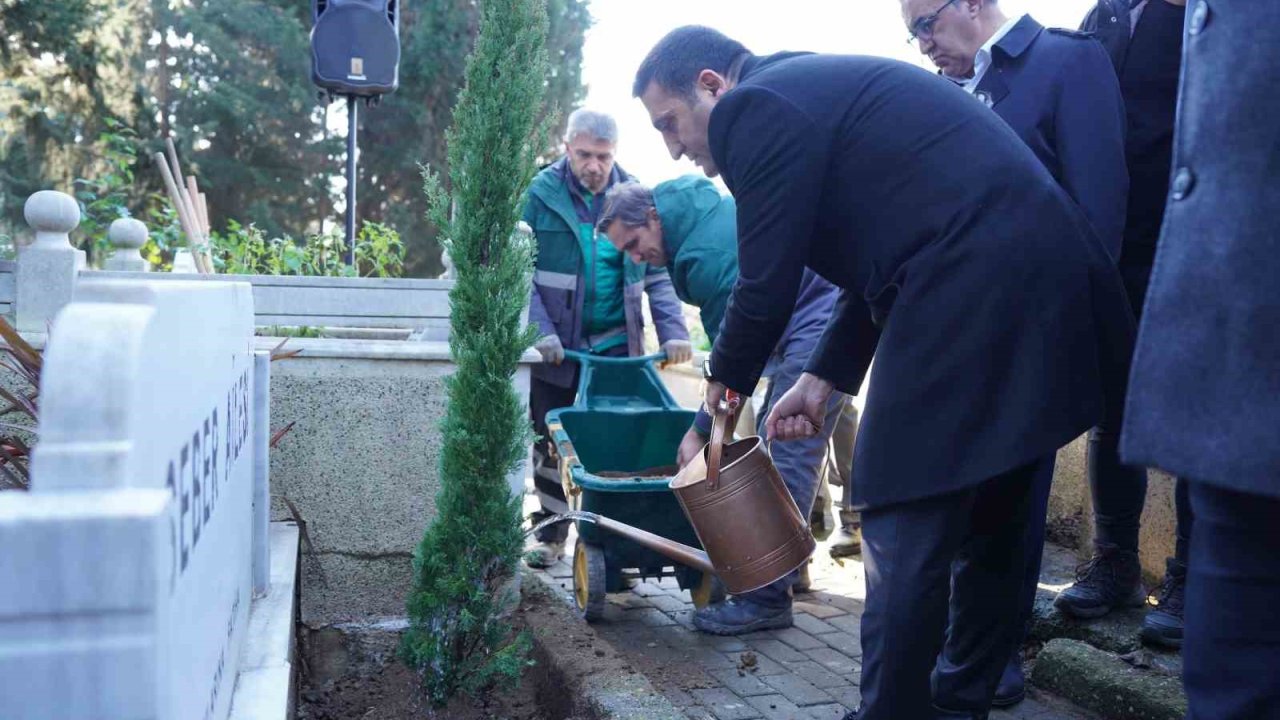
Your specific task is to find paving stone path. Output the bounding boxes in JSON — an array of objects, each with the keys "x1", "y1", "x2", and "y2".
[{"x1": 525, "y1": 493, "x2": 1099, "y2": 720}]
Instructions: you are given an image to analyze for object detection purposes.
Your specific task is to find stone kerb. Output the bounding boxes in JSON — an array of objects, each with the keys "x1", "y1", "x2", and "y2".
[{"x1": 0, "y1": 279, "x2": 259, "y2": 720}]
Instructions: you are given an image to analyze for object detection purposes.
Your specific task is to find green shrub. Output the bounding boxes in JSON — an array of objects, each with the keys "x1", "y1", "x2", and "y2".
[
  {"x1": 400, "y1": 0, "x2": 550, "y2": 705},
  {"x1": 208, "y1": 220, "x2": 405, "y2": 277}
]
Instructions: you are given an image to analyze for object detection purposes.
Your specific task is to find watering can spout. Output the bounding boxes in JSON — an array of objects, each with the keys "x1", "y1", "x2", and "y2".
[{"x1": 563, "y1": 511, "x2": 716, "y2": 575}]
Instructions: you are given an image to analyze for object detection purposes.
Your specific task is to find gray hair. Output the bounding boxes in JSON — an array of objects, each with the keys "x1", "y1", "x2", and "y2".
[
  {"x1": 597, "y1": 182, "x2": 656, "y2": 234},
  {"x1": 565, "y1": 108, "x2": 619, "y2": 144}
]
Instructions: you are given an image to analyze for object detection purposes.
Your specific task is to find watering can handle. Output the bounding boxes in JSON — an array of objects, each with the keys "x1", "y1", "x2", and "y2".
[{"x1": 706, "y1": 390, "x2": 740, "y2": 491}]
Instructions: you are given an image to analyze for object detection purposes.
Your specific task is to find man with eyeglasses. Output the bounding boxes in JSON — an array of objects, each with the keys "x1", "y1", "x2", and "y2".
[
  {"x1": 899, "y1": 0, "x2": 1129, "y2": 712},
  {"x1": 632, "y1": 25, "x2": 1135, "y2": 720}
]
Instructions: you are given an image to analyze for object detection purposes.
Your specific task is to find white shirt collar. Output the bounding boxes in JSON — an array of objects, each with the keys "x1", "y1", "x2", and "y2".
[{"x1": 955, "y1": 13, "x2": 1025, "y2": 95}]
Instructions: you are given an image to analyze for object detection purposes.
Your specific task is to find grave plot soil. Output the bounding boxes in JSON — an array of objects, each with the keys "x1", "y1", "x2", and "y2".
[
  {"x1": 297, "y1": 658, "x2": 546, "y2": 720},
  {"x1": 296, "y1": 582, "x2": 605, "y2": 720}
]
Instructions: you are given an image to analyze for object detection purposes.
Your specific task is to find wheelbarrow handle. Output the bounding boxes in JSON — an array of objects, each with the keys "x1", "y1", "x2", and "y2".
[{"x1": 562, "y1": 348, "x2": 669, "y2": 366}]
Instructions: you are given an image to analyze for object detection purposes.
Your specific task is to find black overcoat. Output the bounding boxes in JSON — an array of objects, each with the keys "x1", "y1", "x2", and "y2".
[
  {"x1": 1121, "y1": 0, "x2": 1280, "y2": 495},
  {"x1": 706, "y1": 53, "x2": 1134, "y2": 508}
]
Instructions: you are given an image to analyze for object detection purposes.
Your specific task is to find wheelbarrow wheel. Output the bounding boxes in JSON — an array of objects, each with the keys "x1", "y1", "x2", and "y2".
[
  {"x1": 573, "y1": 542, "x2": 607, "y2": 621},
  {"x1": 691, "y1": 572, "x2": 727, "y2": 609}
]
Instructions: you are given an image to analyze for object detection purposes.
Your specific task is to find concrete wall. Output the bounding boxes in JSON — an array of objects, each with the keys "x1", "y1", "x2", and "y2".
[
  {"x1": 1050, "y1": 436, "x2": 1179, "y2": 586},
  {"x1": 263, "y1": 336, "x2": 535, "y2": 627}
]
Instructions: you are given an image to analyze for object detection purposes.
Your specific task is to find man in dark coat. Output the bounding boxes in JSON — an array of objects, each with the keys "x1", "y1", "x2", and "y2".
[
  {"x1": 1121, "y1": 2, "x2": 1280, "y2": 717},
  {"x1": 901, "y1": 0, "x2": 1131, "y2": 708},
  {"x1": 634, "y1": 26, "x2": 1133, "y2": 720}
]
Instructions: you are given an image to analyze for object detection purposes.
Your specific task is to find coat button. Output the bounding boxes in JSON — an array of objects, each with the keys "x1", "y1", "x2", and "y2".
[
  {"x1": 1171, "y1": 168, "x2": 1195, "y2": 200},
  {"x1": 1189, "y1": 1, "x2": 1209, "y2": 35}
]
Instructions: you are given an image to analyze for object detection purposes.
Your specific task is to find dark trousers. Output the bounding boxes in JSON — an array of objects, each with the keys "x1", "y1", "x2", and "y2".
[
  {"x1": 528, "y1": 345, "x2": 629, "y2": 543},
  {"x1": 858, "y1": 461, "x2": 1038, "y2": 720},
  {"x1": 529, "y1": 374, "x2": 577, "y2": 543},
  {"x1": 744, "y1": 349, "x2": 847, "y2": 609},
  {"x1": 1091, "y1": 256, "x2": 1192, "y2": 562},
  {"x1": 1184, "y1": 481, "x2": 1280, "y2": 720},
  {"x1": 931, "y1": 455, "x2": 1054, "y2": 711}
]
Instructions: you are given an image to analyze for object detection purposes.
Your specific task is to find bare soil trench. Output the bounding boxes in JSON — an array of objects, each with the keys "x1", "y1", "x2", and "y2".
[
  {"x1": 297, "y1": 658, "x2": 546, "y2": 720},
  {"x1": 296, "y1": 580, "x2": 607, "y2": 720}
]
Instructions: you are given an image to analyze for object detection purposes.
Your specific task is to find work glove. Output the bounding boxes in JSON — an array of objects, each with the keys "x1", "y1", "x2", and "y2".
[
  {"x1": 535, "y1": 334, "x2": 565, "y2": 365},
  {"x1": 661, "y1": 339, "x2": 694, "y2": 366}
]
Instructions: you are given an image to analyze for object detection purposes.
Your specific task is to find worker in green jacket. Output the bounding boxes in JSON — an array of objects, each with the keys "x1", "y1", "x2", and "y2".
[
  {"x1": 598, "y1": 176, "x2": 850, "y2": 635},
  {"x1": 523, "y1": 110, "x2": 691, "y2": 569}
]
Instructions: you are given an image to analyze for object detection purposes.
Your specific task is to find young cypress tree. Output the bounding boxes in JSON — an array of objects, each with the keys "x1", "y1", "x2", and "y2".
[{"x1": 401, "y1": 0, "x2": 549, "y2": 705}]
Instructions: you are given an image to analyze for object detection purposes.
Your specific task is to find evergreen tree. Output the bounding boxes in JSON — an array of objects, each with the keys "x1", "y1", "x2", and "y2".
[{"x1": 401, "y1": 0, "x2": 548, "y2": 704}]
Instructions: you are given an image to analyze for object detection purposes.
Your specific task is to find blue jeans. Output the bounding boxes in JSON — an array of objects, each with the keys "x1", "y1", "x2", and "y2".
[{"x1": 741, "y1": 348, "x2": 847, "y2": 609}]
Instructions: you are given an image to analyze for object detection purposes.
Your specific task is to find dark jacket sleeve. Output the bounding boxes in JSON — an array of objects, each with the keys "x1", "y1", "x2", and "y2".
[
  {"x1": 804, "y1": 289, "x2": 880, "y2": 396},
  {"x1": 1055, "y1": 38, "x2": 1129, "y2": 260},
  {"x1": 707, "y1": 87, "x2": 828, "y2": 394}
]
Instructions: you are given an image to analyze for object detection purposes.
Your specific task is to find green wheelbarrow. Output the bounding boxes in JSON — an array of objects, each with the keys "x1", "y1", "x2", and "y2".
[{"x1": 544, "y1": 350, "x2": 726, "y2": 621}]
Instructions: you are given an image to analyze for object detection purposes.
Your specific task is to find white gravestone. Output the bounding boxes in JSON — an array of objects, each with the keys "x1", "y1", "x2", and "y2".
[{"x1": 0, "y1": 279, "x2": 259, "y2": 720}]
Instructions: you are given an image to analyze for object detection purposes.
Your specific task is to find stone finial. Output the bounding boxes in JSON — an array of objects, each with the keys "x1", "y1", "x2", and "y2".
[
  {"x1": 17, "y1": 190, "x2": 86, "y2": 332},
  {"x1": 108, "y1": 218, "x2": 147, "y2": 250},
  {"x1": 23, "y1": 190, "x2": 80, "y2": 249},
  {"x1": 104, "y1": 218, "x2": 150, "y2": 272}
]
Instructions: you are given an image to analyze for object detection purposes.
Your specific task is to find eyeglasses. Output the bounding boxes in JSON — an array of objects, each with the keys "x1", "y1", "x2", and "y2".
[{"x1": 906, "y1": 0, "x2": 960, "y2": 45}]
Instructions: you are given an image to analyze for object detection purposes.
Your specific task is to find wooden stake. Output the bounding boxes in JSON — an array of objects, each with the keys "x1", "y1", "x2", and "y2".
[
  {"x1": 161, "y1": 139, "x2": 213, "y2": 273},
  {"x1": 187, "y1": 178, "x2": 214, "y2": 273},
  {"x1": 154, "y1": 151, "x2": 205, "y2": 273}
]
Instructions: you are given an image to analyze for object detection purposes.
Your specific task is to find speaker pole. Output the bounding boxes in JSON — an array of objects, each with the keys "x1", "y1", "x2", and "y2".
[{"x1": 344, "y1": 94, "x2": 358, "y2": 266}]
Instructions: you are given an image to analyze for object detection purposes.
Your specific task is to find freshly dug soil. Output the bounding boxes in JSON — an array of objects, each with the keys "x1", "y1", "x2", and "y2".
[
  {"x1": 297, "y1": 659, "x2": 546, "y2": 719},
  {"x1": 594, "y1": 465, "x2": 679, "y2": 481}
]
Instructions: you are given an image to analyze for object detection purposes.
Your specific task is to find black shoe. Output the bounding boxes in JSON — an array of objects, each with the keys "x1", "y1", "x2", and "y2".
[
  {"x1": 829, "y1": 522, "x2": 863, "y2": 558},
  {"x1": 931, "y1": 704, "x2": 989, "y2": 719},
  {"x1": 692, "y1": 597, "x2": 793, "y2": 635},
  {"x1": 1054, "y1": 543, "x2": 1147, "y2": 619},
  {"x1": 991, "y1": 653, "x2": 1026, "y2": 707},
  {"x1": 1141, "y1": 558, "x2": 1186, "y2": 648}
]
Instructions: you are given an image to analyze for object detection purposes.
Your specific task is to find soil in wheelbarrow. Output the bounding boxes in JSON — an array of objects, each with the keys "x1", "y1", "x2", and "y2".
[{"x1": 594, "y1": 464, "x2": 679, "y2": 481}]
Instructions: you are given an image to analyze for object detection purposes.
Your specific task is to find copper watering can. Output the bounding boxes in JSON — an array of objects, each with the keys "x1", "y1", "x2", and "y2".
[
  {"x1": 547, "y1": 391, "x2": 815, "y2": 596},
  {"x1": 667, "y1": 390, "x2": 815, "y2": 594}
]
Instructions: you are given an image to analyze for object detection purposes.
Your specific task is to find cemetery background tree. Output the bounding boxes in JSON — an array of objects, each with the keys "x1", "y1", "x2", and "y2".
[
  {"x1": 400, "y1": 0, "x2": 548, "y2": 703},
  {"x1": 0, "y1": 0, "x2": 589, "y2": 276}
]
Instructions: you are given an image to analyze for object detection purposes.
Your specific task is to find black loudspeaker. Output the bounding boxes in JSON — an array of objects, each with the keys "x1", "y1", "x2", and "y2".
[{"x1": 311, "y1": 0, "x2": 400, "y2": 98}]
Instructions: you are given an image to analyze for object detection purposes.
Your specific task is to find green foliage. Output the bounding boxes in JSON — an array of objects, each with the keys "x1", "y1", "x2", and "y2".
[
  {"x1": 0, "y1": 0, "x2": 148, "y2": 237},
  {"x1": 72, "y1": 119, "x2": 138, "y2": 265},
  {"x1": 401, "y1": 0, "x2": 549, "y2": 704},
  {"x1": 208, "y1": 220, "x2": 405, "y2": 278},
  {"x1": 0, "y1": 0, "x2": 589, "y2": 277},
  {"x1": 255, "y1": 325, "x2": 323, "y2": 339}
]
